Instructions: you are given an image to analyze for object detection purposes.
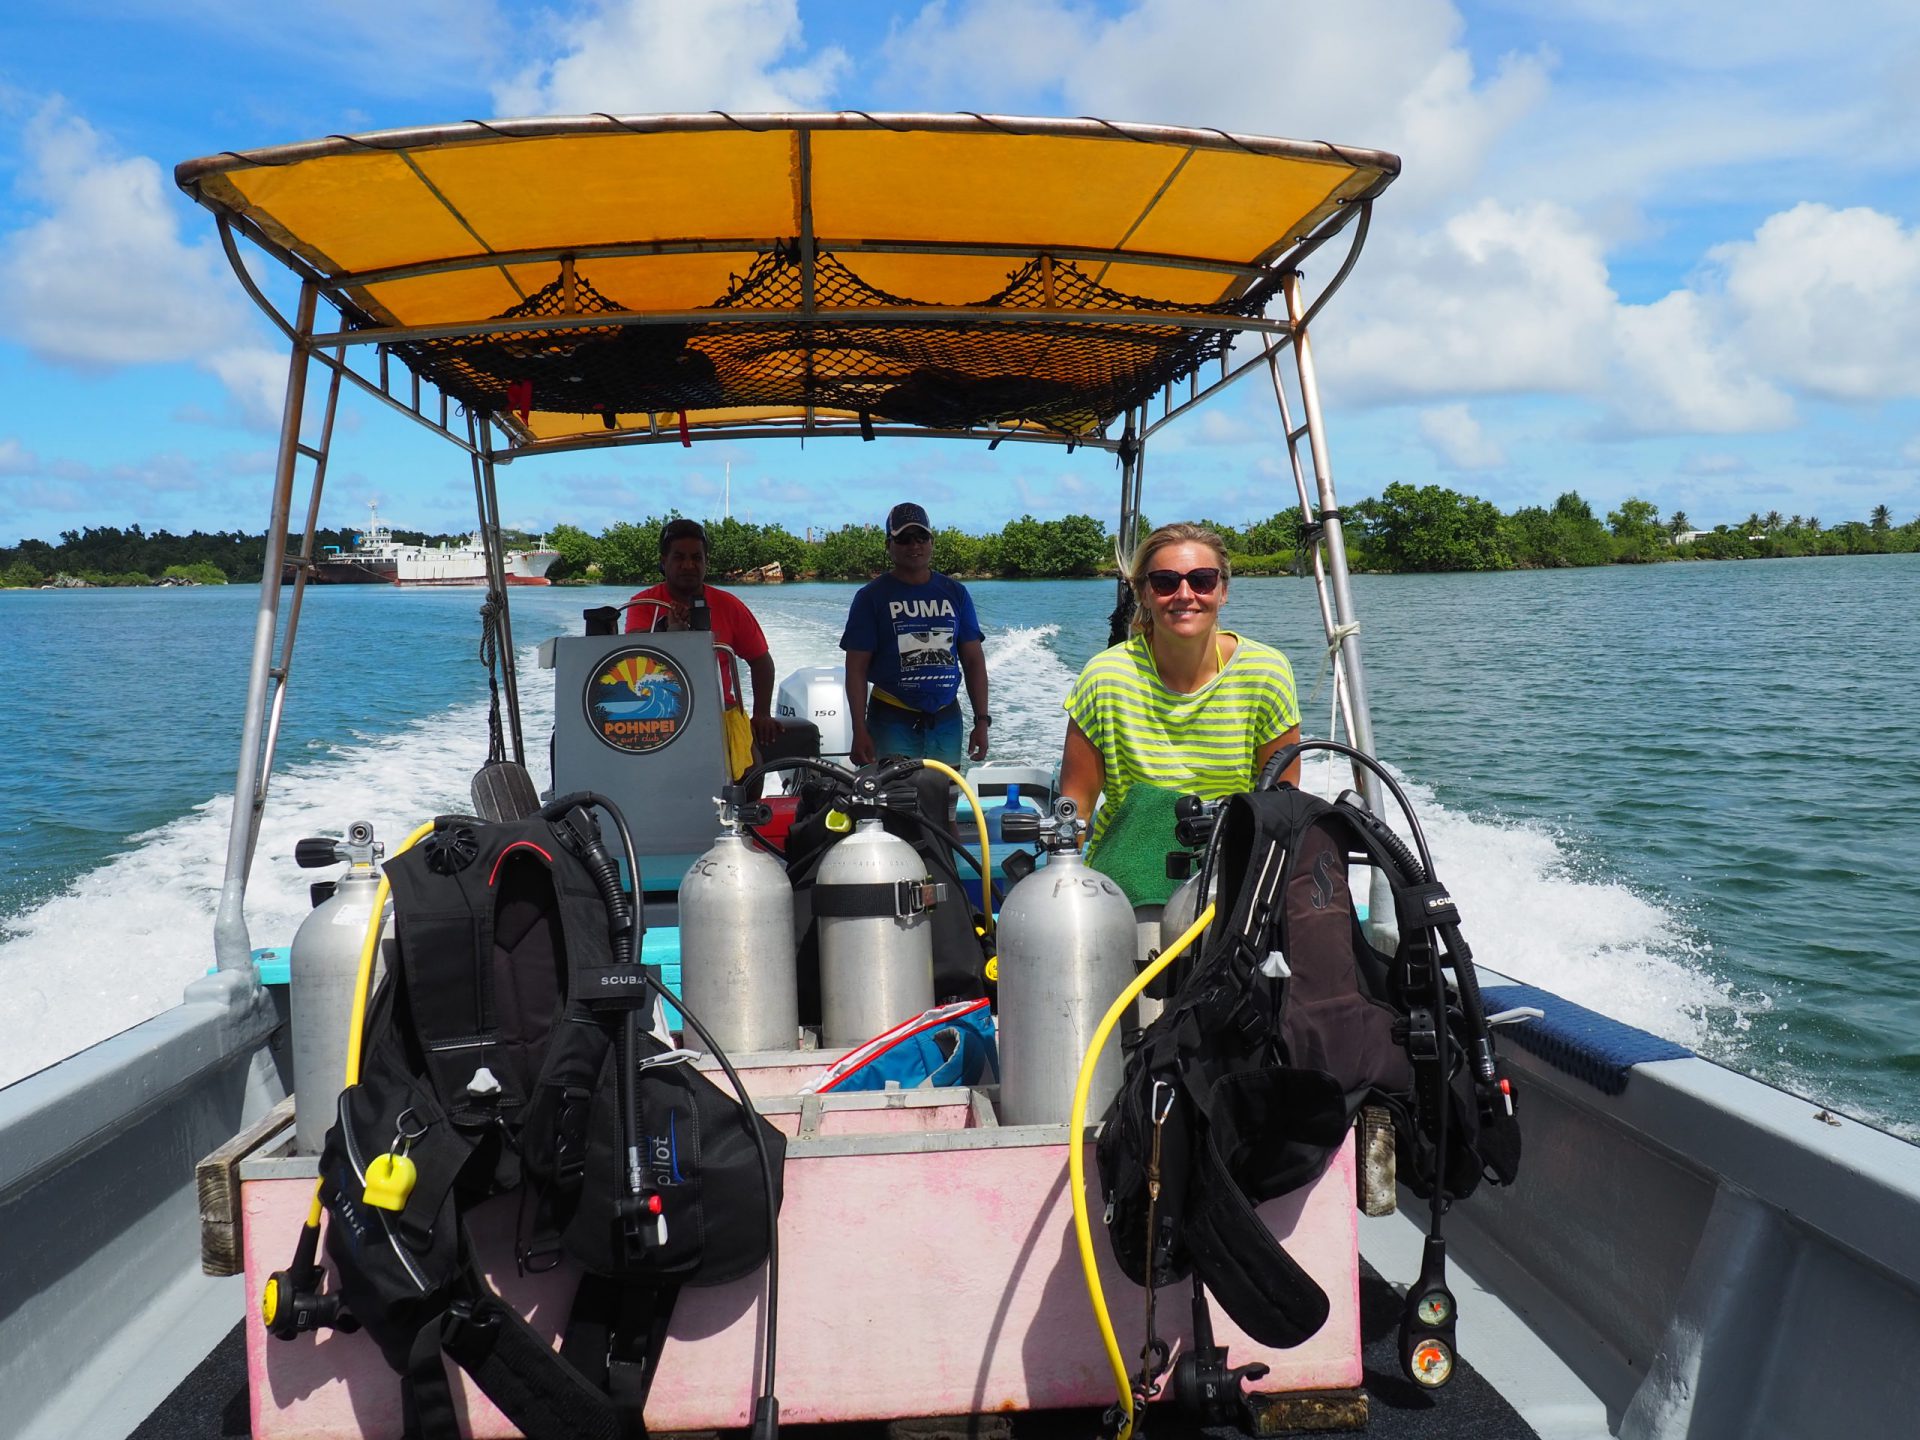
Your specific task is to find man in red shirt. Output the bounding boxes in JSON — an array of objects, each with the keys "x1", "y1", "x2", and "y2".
[{"x1": 624, "y1": 518, "x2": 780, "y2": 778}]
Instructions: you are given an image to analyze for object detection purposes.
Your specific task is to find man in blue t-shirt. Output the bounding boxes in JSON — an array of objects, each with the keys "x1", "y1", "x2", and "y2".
[{"x1": 841, "y1": 502, "x2": 991, "y2": 766}]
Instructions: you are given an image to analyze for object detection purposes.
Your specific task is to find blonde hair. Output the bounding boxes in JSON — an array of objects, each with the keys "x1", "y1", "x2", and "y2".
[{"x1": 1125, "y1": 522, "x2": 1231, "y2": 637}]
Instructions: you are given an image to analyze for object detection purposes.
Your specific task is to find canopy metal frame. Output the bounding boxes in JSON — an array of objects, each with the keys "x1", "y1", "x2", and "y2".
[{"x1": 199, "y1": 113, "x2": 1390, "y2": 972}]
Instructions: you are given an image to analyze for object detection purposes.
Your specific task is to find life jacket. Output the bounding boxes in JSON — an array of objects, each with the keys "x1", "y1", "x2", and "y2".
[
  {"x1": 316, "y1": 811, "x2": 785, "y2": 1440},
  {"x1": 1096, "y1": 786, "x2": 1521, "y2": 1349}
]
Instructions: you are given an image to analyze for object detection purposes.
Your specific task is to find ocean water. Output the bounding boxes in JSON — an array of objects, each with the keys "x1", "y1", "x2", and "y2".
[{"x1": 1, "y1": 559, "x2": 1916, "y2": 1140}]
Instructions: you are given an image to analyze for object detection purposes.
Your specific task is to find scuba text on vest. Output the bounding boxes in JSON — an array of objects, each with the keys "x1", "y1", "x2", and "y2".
[{"x1": 261, "y1": 794, "x2": 789, "y2": 1440}]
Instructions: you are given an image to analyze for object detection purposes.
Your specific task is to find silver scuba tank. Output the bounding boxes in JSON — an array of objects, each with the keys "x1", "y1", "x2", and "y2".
[
  {"x1": 995, "y1": 799, "x2": 1139, "y2": 1126},
  {"x1": 1159, "y1": 866, "x2": 1216, "y2": 954},
  {"x1": 680, "y1": 829, "x2": 800, "y2": 1053},
  {"x1": 815, "y1": 817, "x2": 937, "y2": 1046},
  {"x1": 289, "y1": 822, "x2": 385, "y2": 1155}
]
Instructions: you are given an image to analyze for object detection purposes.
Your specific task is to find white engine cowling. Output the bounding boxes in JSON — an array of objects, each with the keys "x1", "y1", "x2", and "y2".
[{"x1": 776, "y1": 665, "x2": 852, "y2": 758}]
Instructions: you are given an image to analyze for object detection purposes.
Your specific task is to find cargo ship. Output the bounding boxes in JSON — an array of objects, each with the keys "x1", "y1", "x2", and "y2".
[{"x1": 288, "y1": 505, "x2": 558, "y2": 585}]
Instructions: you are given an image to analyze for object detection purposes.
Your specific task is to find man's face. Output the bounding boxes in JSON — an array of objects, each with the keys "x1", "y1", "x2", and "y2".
[
  {"x1": 888, "y1": 527, "x2": 933, "y2": 571},
  {"x1": 662, "y1": 537, "x2": 708, "y2": 596}
]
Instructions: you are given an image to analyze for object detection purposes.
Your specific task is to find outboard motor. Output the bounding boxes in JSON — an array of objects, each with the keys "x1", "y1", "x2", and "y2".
[
  {"x1": 680, "y1": 799, "x2": 801, "y2": 1054},
  {"x1": 814, "y1": 816, "x2": 939, "y2": 1045},
  {"x1": 995, "y1": 799, "x2": 1137, "y2": 1125},
  {"x1": 288, "y1": 821, "x2": 384, "y2": 1154}
]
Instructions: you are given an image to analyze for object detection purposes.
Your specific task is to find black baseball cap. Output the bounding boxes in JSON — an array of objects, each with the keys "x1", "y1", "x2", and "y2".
[{"x1": 886, "y1": 502, "x2": 932, "y2": 537}]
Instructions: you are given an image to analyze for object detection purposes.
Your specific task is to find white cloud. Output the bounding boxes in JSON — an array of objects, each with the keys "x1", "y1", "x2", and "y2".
[
  {"x1": 1681, "y1": 452, "x2": 1747, "y2": 476},
  {"x1": 0, "y1": 437, "x2": 39, "y2": 474},
  {"x1": 886, "y1": 0, "x2": 1551, "y2": 213},
  {"x1": 1328, "y1": 199, "x2": 1618, "y2": 400},
  {"x1": 1709, "y1": 203, "x2": 1920, "y2": 403},
  {"x1": 494, "y1": 0, "x2": 850, "y2": 116},
  {"x1": 204, "y1": 346, "x2": 295, "y2": 433},
  {"x1": 0, "y1": 100, "x2": 249, "y2": 369},
  {"x1": 1419, "y1": 404, "x2": 1505, "y2": 469},
  {"x1": 1605, "y1": 289, "x2": 1793, "y2": 435}
]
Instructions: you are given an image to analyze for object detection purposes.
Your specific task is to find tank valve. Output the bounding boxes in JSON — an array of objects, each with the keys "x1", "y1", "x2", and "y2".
[
  {"x1": 999, "y1": 796, "x2": 1086, "y2": 854},
  {"x1": 294, "y1": 822, "x2": 383, "y2": 870}
]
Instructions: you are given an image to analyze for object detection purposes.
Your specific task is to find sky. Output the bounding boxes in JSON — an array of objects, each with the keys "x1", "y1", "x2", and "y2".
[{"x1": 1, "y1": 0, "x2": 1917, "y2": 545}]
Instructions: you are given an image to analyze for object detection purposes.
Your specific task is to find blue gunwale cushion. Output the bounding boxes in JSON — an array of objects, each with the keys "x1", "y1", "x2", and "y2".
[{"x1": 1481, "y1": 982, "x2": 1692, "y2": 1096}]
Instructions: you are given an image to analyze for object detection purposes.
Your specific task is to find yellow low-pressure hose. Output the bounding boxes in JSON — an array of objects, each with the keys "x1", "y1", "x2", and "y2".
[
  {"x1": 299, "y1": 819, "x2": 436, "y2": 1230},
  {"x1": 1069, "y1": 902, "x2": 1217, "y2": 1440},
  {"x1": 916, "y1": 757, "x2": 992, "y2": 893}
]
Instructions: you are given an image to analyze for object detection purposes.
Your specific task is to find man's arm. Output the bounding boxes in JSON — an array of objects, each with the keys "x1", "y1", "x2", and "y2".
[
  {"x1": 747, "y1": 651, "x2": 780, "y2": 744},
  {"x1": 959, "y1": 638, "x2": 990, "y2": 762},
  {"x1": 845, "y1": 649, "x2": 875, "y2": 765}
]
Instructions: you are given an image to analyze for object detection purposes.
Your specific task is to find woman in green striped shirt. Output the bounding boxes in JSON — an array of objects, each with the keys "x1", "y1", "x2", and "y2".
[{"x1": 1061, "y1": 523, "x2": 1302, "y2": 863}]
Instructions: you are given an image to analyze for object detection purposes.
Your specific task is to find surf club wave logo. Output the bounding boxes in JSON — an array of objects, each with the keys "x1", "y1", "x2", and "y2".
[{"x1": 587, "y1": 647, "x2": 693, "y2": 753}]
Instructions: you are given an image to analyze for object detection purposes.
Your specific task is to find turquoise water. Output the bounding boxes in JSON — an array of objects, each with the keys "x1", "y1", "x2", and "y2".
[{"x1": 2, "y1": 558, "x2": 1916, "y2": 1137}]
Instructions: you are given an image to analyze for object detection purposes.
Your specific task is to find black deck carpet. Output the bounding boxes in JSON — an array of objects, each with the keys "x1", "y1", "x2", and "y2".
[{"x1": 132, "y1": 1264, "x2": 1536, "y2": 1439}]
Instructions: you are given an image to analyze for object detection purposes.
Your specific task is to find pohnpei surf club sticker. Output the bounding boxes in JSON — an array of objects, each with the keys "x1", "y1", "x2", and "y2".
[{"x1": 587, "y1": 647, "x2": 693, "y2": 753}]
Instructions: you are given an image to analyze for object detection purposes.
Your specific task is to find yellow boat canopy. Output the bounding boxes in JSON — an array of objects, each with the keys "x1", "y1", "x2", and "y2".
[{"x1": 177, "y1": 113, "x2": 1396, "y2": 452}]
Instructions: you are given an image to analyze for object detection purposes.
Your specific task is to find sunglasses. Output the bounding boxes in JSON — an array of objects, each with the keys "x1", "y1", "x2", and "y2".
[
  {"x1": 1145, "y1": 567, "x2": 1222, "y2": 596},
  {"x1": 891, "y1": 529, "x2": 932, "y2": 544}
]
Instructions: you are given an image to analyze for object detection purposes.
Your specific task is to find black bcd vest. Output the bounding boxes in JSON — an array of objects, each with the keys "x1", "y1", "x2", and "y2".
[{"x1": 315, "y1": 811, "x2": 785, "y2": 1440}]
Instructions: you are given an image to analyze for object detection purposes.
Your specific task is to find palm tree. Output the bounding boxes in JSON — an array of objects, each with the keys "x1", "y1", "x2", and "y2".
[
  {"x1": 1787, "y1": 514, "x2": 1805, "y2": 533},
  {"x1": 1762, "y1": 510, "x2": 1783, "y2": 533},
  {"x1": 1743, "y1": 512, "x2": 1763, "y2": 536},
  {"x1": 1871, "y1": 504, "x2": 1892, "y2": 532},
  {"x1": 1667, "y1": 510, "x2": 1693, "y2": 539},
  {"x1": 1807, "y1": 516, "x2": 1821, "y2": 533}
]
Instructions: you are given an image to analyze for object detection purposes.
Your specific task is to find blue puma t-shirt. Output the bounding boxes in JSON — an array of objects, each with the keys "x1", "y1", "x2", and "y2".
[{"x1": 840, "y1": 572, "x2": 983, "y2": 712}]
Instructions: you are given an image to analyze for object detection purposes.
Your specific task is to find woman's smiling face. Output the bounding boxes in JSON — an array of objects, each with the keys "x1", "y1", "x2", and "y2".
[{"x1": 1141, "y1": 539, "x2": 1227, "y2": 639}]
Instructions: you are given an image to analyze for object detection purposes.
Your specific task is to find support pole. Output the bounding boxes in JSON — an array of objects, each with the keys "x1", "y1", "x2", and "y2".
[
  {"x1": 213, "y1": 283, "x2": 316, "y2": 973},
  {"x1": 1280, "y1": 273, "x2": 1384, "y2": 805},
  {"x1": 1265, "y1": 344, "x2": 1358, "y2": 748},
  {"x1": 470, "y1": 413, "x2": 525, "y2": 764}
]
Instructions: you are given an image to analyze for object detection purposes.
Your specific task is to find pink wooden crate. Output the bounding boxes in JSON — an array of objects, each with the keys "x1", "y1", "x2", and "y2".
[{"x1": 244, "y1": 1122, "x2": 1359, "y2": 1437}]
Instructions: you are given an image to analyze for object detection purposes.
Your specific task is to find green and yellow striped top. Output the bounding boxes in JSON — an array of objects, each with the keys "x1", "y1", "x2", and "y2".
[{"x1": 1064, "y1": 632, "x2": 1300, "y2": 851}]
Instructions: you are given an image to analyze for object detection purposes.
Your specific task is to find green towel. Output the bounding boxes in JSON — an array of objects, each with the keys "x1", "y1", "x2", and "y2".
[{"x1": 1085, "y1": 783, "x2": 1184, "y2": 908}]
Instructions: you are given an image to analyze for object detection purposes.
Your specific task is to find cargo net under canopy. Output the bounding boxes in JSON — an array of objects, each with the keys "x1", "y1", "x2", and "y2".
[{"x1": 386, "y1": 243, "x2": 1272, "y2": 437}]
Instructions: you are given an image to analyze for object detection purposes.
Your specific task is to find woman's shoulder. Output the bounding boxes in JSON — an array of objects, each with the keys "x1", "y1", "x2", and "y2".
[
  {"x1": 1078, "y1": 635, "x2": 1151, "y2": 674},
  {"x1": 1223, "y1": 632, "x2": 1291, "y2": 668}
]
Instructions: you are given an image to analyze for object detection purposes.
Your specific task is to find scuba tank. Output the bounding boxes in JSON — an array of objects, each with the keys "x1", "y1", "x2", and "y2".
[
  {"x1": 814, "y1": 817, "x2": 938, "y2": 1046},
  {"x1": 995, "y1": 799, "x2": 1138, "y2": 1125},
  {"x1": 680, "y1": 802, "x2": 800, "y2": 1054},
  {"x1": 288, "y1": 821, "x2": 384, "y2": 1155}
]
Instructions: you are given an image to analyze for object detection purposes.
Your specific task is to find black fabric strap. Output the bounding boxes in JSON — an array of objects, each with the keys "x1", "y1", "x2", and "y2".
[
  {"x1": 811, "y1": 879, "x2": 924, "y2": 918},
  {"x1": 443, "y1": 1295, "x2": 621, "y2": 1440},
  {"x1": 402, "y1": 1318, "x2": 460, "y2": 1440},
  {"x1": 563, "y1": 1274, "x2": 681, "y2": 1440}
]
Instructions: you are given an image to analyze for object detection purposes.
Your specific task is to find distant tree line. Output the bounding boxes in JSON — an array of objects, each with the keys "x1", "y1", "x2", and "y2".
[
  {"x1": 549, "y1": 512, "x2": 1117, "y2": 583},
  {"x1": 0, "y1": 521, "x2": 516, "y2": 589},
  {"x1": 1333, "y1": 486, "x2": 1920, "y2": 572},
  {"x1": 5, "y1": 495, "x2": 1916, "y2": 590}
]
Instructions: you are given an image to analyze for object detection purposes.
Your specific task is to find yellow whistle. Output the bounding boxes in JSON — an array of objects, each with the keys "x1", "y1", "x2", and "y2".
[
  {"x1": 362, "y1": 1152, "x2": 418, "y2": 1211},
  {"x1": 984, "y1": 955, "x2": 999, "y2": 983},
  {"x1": 825, "y1": 809, "x2": 851, "y2": 834}
]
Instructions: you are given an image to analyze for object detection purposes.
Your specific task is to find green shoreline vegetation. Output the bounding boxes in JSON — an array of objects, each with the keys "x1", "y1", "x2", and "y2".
[{"x1": 4, "y1": 486, "x2": 1915, "y2": 590}]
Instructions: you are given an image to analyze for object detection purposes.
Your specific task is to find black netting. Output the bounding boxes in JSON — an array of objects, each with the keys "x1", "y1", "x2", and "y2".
[{"x1": 384, "y1": 243, "x2": 1270, "y2": 436}]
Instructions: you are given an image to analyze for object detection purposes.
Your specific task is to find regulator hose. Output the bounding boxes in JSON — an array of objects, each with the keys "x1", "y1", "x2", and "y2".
[
  {"x1": 1070, "y1": 901, "x2": 1217, "y2": 1440},
  {"x1": 545, "y1": 791, "x2": 786, "y2": 1434}
]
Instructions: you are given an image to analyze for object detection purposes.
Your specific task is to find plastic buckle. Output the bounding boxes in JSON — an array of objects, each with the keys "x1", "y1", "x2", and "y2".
[
  {"x1": 441, "y1": 1299, "x2": 501, "y2": 1359},
  {"x1": 553, "y1": 1087, "x2": 592, "y2": 1187},
  {"x1": 1405, "y1": 1006, "x2": 1440, "y2": 1062}
]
